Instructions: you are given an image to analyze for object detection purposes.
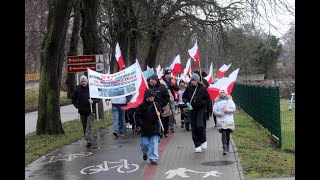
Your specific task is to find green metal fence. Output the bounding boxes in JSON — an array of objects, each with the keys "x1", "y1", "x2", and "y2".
[
  {"x1": 280, "y1": 97, "x2": 295, "y2": 151},
  {"x1": 232, "y1": 84, "x2": 282, "y2": 148}
]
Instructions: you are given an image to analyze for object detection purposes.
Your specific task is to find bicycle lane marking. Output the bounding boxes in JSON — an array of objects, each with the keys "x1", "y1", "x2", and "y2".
[{"x1": 140, "y1": 133, "x2": 174, "y2": 180}]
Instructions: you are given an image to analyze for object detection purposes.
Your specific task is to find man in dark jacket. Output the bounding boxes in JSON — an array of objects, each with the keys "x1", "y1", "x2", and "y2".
[
  {"x1": 72, "y1": 75, "x2": 100, "y2": 147},
  {"x1": 161, "y1": 69, "x2": 179, "y2": 133},
  {"x1": 148, "y1": 74, "x2": 170, "y2": 137},
  {"x1": 193, "y1": 70, "x2": 211, "y2": 129},
  {"x1": 161, "y1": 69, "x2": 180, "y2": 97},
  {"x1": 135, "y1": 89, "x2": 161, "y2": 165},
  {"x1": 183, "y1": 73, "x2": 210, "y2": 153}
]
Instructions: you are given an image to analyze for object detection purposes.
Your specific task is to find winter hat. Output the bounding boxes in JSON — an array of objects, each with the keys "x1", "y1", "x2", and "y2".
[
  {"x1": 190, "y1": 73, "x2": 200, "y2": 81},
  {"x1": 80, "y1": 75, "x2": 88, "y2": 82},
  {"x1": 219, "y1": 86, "x2": 228, "y2": 95},
  {"x1": 149, "y1": 74, "x2": 158, "y2": 81},
  {"x1": 144, "y1": 89, "x2": 155, "y2": 99},
  {"x1": 164, "y1": 70, "x2": 172, "y2": 75}
]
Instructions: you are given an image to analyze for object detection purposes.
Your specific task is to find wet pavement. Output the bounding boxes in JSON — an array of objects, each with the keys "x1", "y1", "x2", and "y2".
[
  {"x1": 25, "y1": 127, "x2": 144, "y2": 180},
  {"x1": 25, "y1": 108, "x2": 295, "y2": 180}
]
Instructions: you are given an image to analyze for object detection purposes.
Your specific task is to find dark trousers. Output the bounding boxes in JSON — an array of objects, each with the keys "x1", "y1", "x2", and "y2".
[
  {"x1": 190, "y1": 108, "x2": 206, "y2": 148},
  {"x1": 221, "y1": 129, "x2": 233, "y2": 147},
  {"x1": 179, "y1": 104, "x2": 187, "y2": 121},
  {"x1": 125, "y1": 108, "x2": 136, "y2": 130},
  {"x1": 213, "y1": 114, "x2": 217, "y2": 126},
  {"x1": 161, "y1": 116, "x2": 170, "y2": 134},
  {"x1": 203, "y1": 106, "x2": 207, "y2": 129},
  {"x1": 80, "y1": 114, "x2": 94, "y2": 143}
]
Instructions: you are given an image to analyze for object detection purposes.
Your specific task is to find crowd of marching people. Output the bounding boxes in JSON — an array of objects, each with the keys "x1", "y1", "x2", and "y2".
[{"x1": 72, "y1": 67, "x2": 236, "y2": 165}]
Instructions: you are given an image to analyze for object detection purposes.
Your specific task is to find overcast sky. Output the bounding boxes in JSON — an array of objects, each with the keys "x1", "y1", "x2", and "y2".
[{"x1": 259, "y1": 0, "x2": 295, "y2": 39}]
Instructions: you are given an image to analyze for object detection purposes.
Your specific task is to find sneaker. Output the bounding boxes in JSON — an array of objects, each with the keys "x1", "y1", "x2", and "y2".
[
  {"x1": 85, "y1": 142, "x2": 92, "y2": 147},
  {"x1": 128, "y1": 124, "x2": 132, "y2": 129},
  {"x1": 113, "y1": 132, "x2": 118, "y2": 138},
  {"x1": 201, "y1": 141, "x2": 207, "y2": 150},
  {"x1": 195, "y1": 146, "x2": 202, "y2": 153},
  {"x1": 119, "y1": 133, "x2": 124, "y2": 136},
  {"x1": 223, "y1": 149, "x2": 227, "y2": 155},
  {"x1": 150, "y1": 160, "x2": 158, "y2": 165},
  {"x1": 164, "y1": 134, "x2": 168, "y2": 138},
  {"x1": 143, "y1": 154, "x2": 148, "y2": 161}
]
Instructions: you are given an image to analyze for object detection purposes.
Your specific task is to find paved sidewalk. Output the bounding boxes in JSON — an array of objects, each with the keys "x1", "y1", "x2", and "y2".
[{"x1": 25, "y1": 109, "x2": 295, "y2": 179}]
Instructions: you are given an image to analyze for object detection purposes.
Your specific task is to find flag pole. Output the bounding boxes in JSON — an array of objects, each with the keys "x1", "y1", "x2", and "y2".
[
  {"x1": 137, "y1": 60, "x2": 164, "y2": 131},
  {"x1": 198, "y1": 58, "x2": 203, "y2": 83}
]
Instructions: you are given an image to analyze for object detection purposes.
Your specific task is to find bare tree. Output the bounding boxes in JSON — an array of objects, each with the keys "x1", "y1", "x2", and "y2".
[
  {"x1": 66, "y1": 0, "x2": 81, "y2": 98},
  {"x1": 36, "y1": 0, "x2": 73, "y2": 135},
  {"x1": 25, "y1": 0, "x2": 48, "y2": 74},
  {"x1": 80, "y1": 0, "x2": 104, "y2": 118}
]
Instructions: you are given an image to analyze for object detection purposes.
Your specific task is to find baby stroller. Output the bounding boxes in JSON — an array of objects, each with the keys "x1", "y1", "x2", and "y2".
[{"x1": 181, "y1": 107, "x2": 191, "y2": 131}]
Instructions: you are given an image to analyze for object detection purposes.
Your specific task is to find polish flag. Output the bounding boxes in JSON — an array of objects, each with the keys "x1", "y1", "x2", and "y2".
[
  {"x1": 170, "y1": 55, "x2": 182, "y2": 76},
  {"x1": 204, "y1": 62, "x2": 213, "y2": 84},
  {"x1": 157, "y1": 68, "x2": 163, "y2": 79},
  {"x1": 188, "y1": 40, "x2": 199, "y2": 68},
  {"x1": 207, "y1": 68, "x2": 239, "y2": 100},
  {"x1": 217, "y1": 63, "x2": 232, "y2": 78},
  {"x1": 183, "y1": 58, "x2": 192, "y2": 77},
  {"x1": 156, "y1": 64, "x2": 161, "y2": 74},
  {"x1": 115, "y1": 42, "x2": 125, "y2": 70},
  {"x1": 122, "y1": 61, "x2": 147, "y2": 110}
]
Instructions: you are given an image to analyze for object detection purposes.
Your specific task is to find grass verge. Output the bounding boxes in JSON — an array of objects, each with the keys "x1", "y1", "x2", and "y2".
[
  {"x1": 280, "y1": 99, "x2": 295, "y2": 151},
  {"x1": 25, "y1": 87, "x2": 71, "y2": 113},
  {"x1": 25, "y1": 112, "x2": 113, "y2": 165},
  {"x1": 232, "y1": 109, "x2": 295, "y2": 178}
]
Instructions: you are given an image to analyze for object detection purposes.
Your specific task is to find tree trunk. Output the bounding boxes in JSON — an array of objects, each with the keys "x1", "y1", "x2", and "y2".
[
  {"x1": 36, "y1": 0, "x2": 73, "y2": 135},
  {"x1": 80, "y1": 0, "x2": 104, "y2": 119},
  {"x1": 144, "y1": 31, "x2": 162, "y2": 70},
  {"x1": 128, "y1": 0, "x2": 137, "y2": 66},
  {"x1": 112, "y1": 0, "x2": 129, "y2": 68},
  {"x1": 66, "y1": 0, "x2": 81, "y2": 99}
]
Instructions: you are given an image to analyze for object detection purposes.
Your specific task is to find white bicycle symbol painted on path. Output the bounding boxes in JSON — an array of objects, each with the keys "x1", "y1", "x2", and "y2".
[
  {"x1": 80, "y1": 159, "x2": 139, "y2": 175},
  {"x1": 45, "y1": 152, "x2": 92, "y2": 162}
]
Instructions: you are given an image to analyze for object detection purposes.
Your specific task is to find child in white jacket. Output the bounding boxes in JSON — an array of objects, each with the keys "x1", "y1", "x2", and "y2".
[{"x1": 213, "y1": 87, "x2": 236, "y2": 155}]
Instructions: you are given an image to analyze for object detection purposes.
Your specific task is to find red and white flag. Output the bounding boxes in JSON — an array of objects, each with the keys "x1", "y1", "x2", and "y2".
[
  {"x1": 183, "y1": 58, "x2": 192, "y2": 77},
  {"x1": 188, "y1": 40, "x2": 199, "y2": 68},
  {"x1": 122, "y1": 60, "x2": 147, "y2": 110},
  {"x1": 157, "y1": 68, "x2": 163, "y2": 79},
  {"x1": 170, "y1": 55, "x2": 182, "y2": 76},
  {"x1": 204, "y1": 62, "x2": 213, "y2": 84},
  {"x1": 115, "y1": 42, "x2": 125, "y2": 70},
  {"x1": 208, "y1": 68, "x2": 239, "y2": 100},
  {"x1": 217, "y1": 63, "x2": 232, "y2": 78},
  {"x1": 156, "y1": 64, "x2": 161, "y2": 74}
]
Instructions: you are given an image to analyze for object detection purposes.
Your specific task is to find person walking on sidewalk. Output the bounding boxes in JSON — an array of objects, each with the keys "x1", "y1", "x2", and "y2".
[
  {"x1": 213, "y1": 87, "x2": 236, "y2": 155},
  {"x1": 135, "y1": 89, "x2": 161, "y2": 165},
  {"x1": 72, "y1": 75, "x2": 100, "y2": 147},
  {"x1": 183, "y1": 73, "x2": 210, "y2": 153},
  {"x1": 105, "y1": 96, "x2": 128, "y2": 137},
  {"x1": 148, "y1": 74, "x2": 170, "y2": 138},
  {"x1": 161, "y1": 69, "x2": 179, "y2": 133},
  {"x1": 177, "y1": 79, "x2": 187, "y2": 128}
]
